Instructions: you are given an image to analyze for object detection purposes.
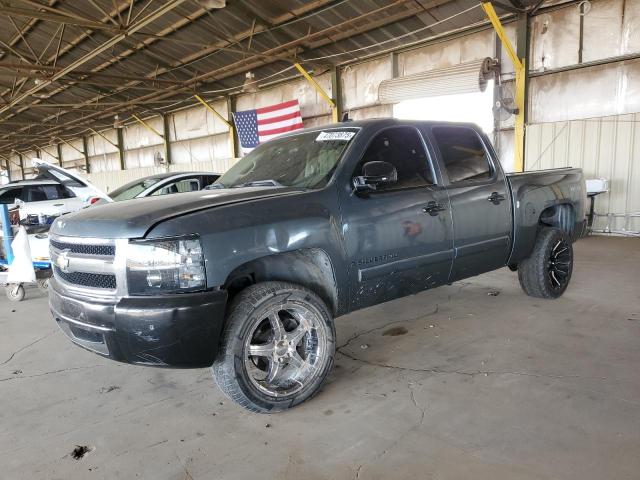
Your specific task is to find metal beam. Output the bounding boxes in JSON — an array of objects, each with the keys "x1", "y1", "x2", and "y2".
[
  {"x1": 483, "y1": 2, "x2": 526, "y2": 172},
  {"x1": 228, "y1": 95, "x2": 240, "y2": 158},
  {"x1": 0, "y1": 4, "x2": 122, "y2": 32},
  {"x1": 293, "y1": 62, "x2": 338, "y2": 122},
  {"x1": 88, "y1": 128, "x2": 118, "y2": 149},
  {"x1": 0, "y1": 0, "x2": 339, "y2": 149},
  {"x1": 0, "y1": 62, "x2": 190, "y2": 86},
  {"x1": 331, "y1": 66, "x2": 343, "y2": 122},
  {"x1": 82, "y1": 136, "x2": 90, "y2": 173},
  {"x1": 2, "y1": 0, "x2": 337, "y2": 135},
  {"x1": 161, "y1": 114, "x2": 171, "y2": 166},
  {"x1": 57, "y1": 136, "x2": 84, "y2": 156},
  {"x1": 116, "y1": 127, "x2": 125, "y2": 170},
  {"x1": 18, "y1": 152, "x2": 24, "y2": 178},
  {"x1": 3, "y1": 0, "x2": 443, "y2": 150},
  {"x1": 194, "y1": 94, "x2": 235, "y2": 158},
  {"x1": 131, "y1": 113, "x2": 163, "y2": 140},
  {"x1": 0, "y1": 0, "x2": 187, "y2": 116}
]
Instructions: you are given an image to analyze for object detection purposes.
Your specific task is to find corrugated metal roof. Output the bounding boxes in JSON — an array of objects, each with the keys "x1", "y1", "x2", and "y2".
[{"x1": 0, "y1": 0, "x2": 498, "y2": 154}]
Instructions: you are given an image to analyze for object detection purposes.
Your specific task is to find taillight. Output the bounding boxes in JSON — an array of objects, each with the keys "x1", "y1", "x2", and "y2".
[{"x1": 89, "y1": 197, "x2": 101, "y2": 204}]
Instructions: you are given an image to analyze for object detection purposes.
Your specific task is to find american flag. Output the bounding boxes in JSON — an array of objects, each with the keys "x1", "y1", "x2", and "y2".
[{"x1": 233, "y1": 99, "x2": 304, "y2": 153}]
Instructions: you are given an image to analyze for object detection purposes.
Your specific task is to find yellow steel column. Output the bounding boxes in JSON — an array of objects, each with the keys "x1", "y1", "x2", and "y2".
[
  {"x1": 293, "y1": 62, "x2": 339, "y2": 123},
  {"x1": 194, "y1": 94, "x2": 236, "y2": 159},
  {"x1": 482, "y1": 2, "x2": 526, "y2": 172}
]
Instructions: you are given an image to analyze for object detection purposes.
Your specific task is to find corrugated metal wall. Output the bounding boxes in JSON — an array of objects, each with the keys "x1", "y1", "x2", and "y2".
[{"x1": 526, "y1": 114, "x2": 640, "y2": 234}]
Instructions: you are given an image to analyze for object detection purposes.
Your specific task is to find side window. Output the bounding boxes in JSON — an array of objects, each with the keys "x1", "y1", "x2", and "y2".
[
  {"x1": 151, "y1": 178, "x2": 200, "y2": 196},
  {"x1": 25, "y1": 185, "x2": 58, "y2": 202},
  {"x1": 432, "y1": 126, "x2": 492, "y2": 183},
  {"x1": 0, "y1": 187, "x2": 22, "y2": 204},
  {"x1": 57, "y1": 185, "x2": 76, "y2": 199},
  {"x1": 356, "y1": 127, "x2": 434, "y2": 191}
]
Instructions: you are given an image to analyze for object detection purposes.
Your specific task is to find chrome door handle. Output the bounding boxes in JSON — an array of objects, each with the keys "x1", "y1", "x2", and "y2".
[
  {"x1": 422, "y1": 201, "x2": 446, "y2": 216},
  {"x1": 487, "y1": 192, "x2": 506, "y2": 205}
]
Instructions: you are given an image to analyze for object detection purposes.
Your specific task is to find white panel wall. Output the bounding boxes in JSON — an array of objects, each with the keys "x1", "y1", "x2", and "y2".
[
  {"x1": 530, "y1": 58, "x2": 640, "y2": 124},
  {"x1": 86, "y1": 130, "x2": 120, "y2": 173},
  {"x1": 40, "y1": 145, "x2": 59, "y2": 165},
  {"x1": 526, "y1": 114, "x2": 640, "y2": 234},
  {"x1": 236, "y1": 74, "x2": 333, "y2": 118},
  {"x1": 341, "y1": 57, "x2": 391, "y2": 111},
  {"x1": 398, "y1": 29, "x2": 494, "y2": 76}
]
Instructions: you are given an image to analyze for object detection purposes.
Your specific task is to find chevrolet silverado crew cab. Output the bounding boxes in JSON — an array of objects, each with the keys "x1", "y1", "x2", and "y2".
[{"x1": 49, "y1": 119, "x2": 586, "y2": 413}]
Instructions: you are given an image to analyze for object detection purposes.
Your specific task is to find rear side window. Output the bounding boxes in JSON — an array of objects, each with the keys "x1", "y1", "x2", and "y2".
[
  {"x1": 432, "y1": 126, "x2": 492, "y2": 183},
  {"x1": 357, "y1": 126, "x2": 434, "y2": 191},
  {"x1": 25, "y1": 185, "x2": 59, "y2": 202},
  {"x1": 0, "y1": 187, "x2": 22, "y2": 204}
]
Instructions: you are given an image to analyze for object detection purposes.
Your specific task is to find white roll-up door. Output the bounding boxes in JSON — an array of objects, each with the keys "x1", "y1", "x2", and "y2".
[{"x1": 378, "y1": 58, "x2": 495, "y2": 103}]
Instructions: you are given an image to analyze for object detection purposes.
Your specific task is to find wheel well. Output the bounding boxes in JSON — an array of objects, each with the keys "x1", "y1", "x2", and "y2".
[
  {"x1": 224, "y1": 248, "x2": 339, "y2": 315},
  {"x1": 539, "y1": 204, "x2": 575, "y2": 236}
]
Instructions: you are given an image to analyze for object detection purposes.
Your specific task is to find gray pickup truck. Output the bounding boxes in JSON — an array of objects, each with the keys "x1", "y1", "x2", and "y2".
[{"x1": 49, "y1": 119, "x2": 586, "y2": 412}]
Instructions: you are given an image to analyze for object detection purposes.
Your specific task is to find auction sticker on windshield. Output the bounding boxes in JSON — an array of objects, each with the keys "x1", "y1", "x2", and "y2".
[{"x1": 315, "y1": 131, "x2": 356, "y2": 142}]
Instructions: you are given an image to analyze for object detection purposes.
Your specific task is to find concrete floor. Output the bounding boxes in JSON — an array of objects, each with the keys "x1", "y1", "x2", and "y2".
[{"x1": 1, "y1": 235, "x2": 639, "y2": 480}]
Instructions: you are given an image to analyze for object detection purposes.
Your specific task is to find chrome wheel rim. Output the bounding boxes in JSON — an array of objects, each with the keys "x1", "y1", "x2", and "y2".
[
  {"x1": 243, "y1": 301, "x2": 327, "y2": 397},
  {"x1": 548, "y1": 239, "x2": 571, "y2": 290}
]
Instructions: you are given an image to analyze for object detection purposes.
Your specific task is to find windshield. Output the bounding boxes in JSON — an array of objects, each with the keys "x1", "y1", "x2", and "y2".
[
  {"x1": 215, "y1": 129, "x2": 358, "y2": 189},
  {"x1": 109, "y1": 177, "x2": 163, "y2": 201}
]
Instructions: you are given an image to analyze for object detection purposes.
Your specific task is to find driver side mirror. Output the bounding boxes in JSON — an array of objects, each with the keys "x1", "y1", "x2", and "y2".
[{"x1": 353, "y1": 161, "x2": 397, "y2": 193}]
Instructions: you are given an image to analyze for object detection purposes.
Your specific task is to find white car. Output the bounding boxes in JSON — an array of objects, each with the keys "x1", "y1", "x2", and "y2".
[
  {"x1": 107, "y1": 171, "x2": 220, "y2": 201},
  {"x1": 0, "y1": 159, "x2": 109, "y2": 221}
]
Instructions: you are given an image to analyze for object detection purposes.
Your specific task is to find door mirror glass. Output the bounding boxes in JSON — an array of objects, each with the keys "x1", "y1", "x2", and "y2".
[{"x1": 353, "y1": 161, "x2": 398, "y2": 192}]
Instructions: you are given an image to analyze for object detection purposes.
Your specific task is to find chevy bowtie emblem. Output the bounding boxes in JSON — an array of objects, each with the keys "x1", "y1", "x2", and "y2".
[{"x1": 56, "y1": 250, "x2": 71, "y2": 273}]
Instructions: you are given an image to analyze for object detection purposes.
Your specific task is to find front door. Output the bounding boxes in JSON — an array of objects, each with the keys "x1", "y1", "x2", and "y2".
[
  {"x1": 428, "y1": 125, "x2": 511, "y2": 281},
  {"x1": 341, "y1": 126, "x2": 454, "y2": 310}
]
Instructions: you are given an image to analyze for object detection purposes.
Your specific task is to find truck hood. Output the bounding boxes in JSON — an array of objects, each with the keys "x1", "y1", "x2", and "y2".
[{"x1": 51, "y1": 186, "x2": 306, "y2": 238}]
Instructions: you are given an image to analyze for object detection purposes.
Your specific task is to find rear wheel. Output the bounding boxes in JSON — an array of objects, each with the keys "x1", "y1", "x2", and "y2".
[
  {"x1": 518, "y1": 227, "x2": 573, "y2": 298},
  {"x1": 212, "y1": 281, "x2": 335, "y2": 413}
]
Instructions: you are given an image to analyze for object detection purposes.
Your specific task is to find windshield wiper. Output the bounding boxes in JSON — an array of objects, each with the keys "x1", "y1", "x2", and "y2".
[{"x1": 232, "y1": 179, "x2": 283, "y2": 188}]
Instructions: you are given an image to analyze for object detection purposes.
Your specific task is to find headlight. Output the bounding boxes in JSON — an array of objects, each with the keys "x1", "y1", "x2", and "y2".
[{"x1": 126, "y1": 236, "x2": 206, "y2": 295}]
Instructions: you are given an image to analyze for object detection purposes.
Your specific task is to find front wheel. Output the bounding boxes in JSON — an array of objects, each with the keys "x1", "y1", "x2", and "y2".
[
  {"x1": 212, "y1": 281, "x2": 335, "y2": 413},
  {"x1": 518, "y1": 227, "x2": 573, "y2": 298}
]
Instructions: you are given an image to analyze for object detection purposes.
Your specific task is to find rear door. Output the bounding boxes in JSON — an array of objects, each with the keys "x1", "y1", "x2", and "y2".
[
  {"x1": 341, "y1": 125, "x2": 454, "y2": 310},
  {"x1": 428, "y1": 125, "x2": 511, "y2": 281}
]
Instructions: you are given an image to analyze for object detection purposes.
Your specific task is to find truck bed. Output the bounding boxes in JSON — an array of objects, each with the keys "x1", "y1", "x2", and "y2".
[{"x1": 506, "y1": 167, "x2": 587, "y2": 265}]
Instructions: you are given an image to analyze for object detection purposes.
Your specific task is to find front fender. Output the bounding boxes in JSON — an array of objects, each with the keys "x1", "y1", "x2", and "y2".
[{"x1": 145, "y1": 189, "x2": 348, "y2": 305}]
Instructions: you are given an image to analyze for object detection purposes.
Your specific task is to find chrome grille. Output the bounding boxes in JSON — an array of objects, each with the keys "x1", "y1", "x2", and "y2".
[{"x1": 50, "y1": 235, "x2": 120, "y2": 294}]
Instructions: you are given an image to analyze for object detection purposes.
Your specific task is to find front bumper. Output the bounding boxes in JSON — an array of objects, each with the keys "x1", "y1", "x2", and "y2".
[{"x1": 49, "y1": 278, "x2": 227, "y2": 368}]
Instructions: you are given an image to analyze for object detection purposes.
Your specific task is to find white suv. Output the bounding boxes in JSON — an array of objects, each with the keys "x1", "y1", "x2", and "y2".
[{"x1": 0, "y1": 160, "x2": 109, "y2": 222}]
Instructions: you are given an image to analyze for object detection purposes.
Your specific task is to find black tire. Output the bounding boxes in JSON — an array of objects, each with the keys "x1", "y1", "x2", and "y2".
[
  {"x1": 518, "y1": 227, "x2": 573, "y2": 298},
  {"x1": 212, "y1": 281, "x2": 336, "y2": 413}
]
